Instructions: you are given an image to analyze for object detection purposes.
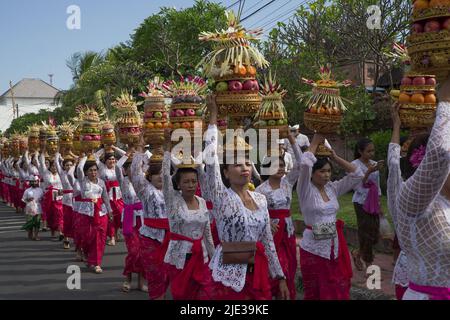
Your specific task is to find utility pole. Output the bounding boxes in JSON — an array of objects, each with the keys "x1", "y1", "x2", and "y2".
[
  {"x1": 48, "y1": 74, "x2": 54, "y2": 86},
  {"x1": 9, "y1": 80, "x2": 17, "y2": 119}
]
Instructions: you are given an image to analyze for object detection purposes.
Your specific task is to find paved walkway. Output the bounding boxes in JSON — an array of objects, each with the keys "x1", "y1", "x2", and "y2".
[{"x1": 0, "y1": 203, "x2": 396, "y2": 300}]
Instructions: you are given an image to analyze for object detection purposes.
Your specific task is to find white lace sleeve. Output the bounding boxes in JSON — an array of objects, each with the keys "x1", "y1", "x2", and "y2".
[
  {"x1": 203, "y1": 220, "x2": 215, "y2": 259},
  {"x1": 387, "y1": 143, "x2": 403, "y2": 225},
  {"x1": 130, "y1": 152, "x2": 150, "y2": 196},
  {"x1": 162, "y1": 151, "x2": 175, "y2": 214},
  {"x1": 77, "y1": 156, "x2": 87, "y2": 181},
  {"x1": 296, "y1": 151, "x2": 315, "y2": 203},
  {"x1": 398, "y1": 101, "x2": 450, "y2": 216},
  {"x1": 286, "y1": 143, "x2": 303, "y2": 186},
  {"x1": 100, "y1": 180, "x2": 112, "y2": 213},
  {"x1": 115, "y1": 164, "x2": 124, "y2": 187},
  {"x1": 260, "y1": 205, "x2": 285, "y2": 279},
  {"x1": 203, "y1": 124, "x2": 227, "y2": 209},
  {"x1": 328, "y1": 167, "x2": 364, "y2": 198}
]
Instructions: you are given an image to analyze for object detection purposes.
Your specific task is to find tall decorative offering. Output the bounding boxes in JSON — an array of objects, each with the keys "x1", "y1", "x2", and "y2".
[
  {"x1": 78, "y1": 107, "x2": 102, "y2": 154},
  {"x1": 46, "y1": 125, "x2": 59, "y2": 158},
  {"x1": 140, "y1": 77, "x2": 167, "y2": 163},
  {"x1": 101, "y1": 120, "x2": 116, "y2": 153},
  {"x1": 58, "y1": 122, "x2": 76, "y2": 159},
  {"x1": 10, "y1": 134, "x2": 21, "y2": 159},
  {"x1": 254, "y1": 72, "x2": 289, "y2": 140},
  {"x1": 72, "y1": 119, "x2": 82, "y2": 156},
  {"x1": 388, "y1": 43, "x2": 437, "y2": 137},
  {"x1": 297, "y1": 65, "x2": 351, "y2": 156},
  {"x1": 408, "y1": 1, "x2": 450, "y2": 82},
  {"x1": 112, "y1": 92, "x2": 143, "y2": 154},
  {"x1": 27, "y1": 125, "x2": 40, "y2": 153},
  {"x1": 198, "y1": 11, "x2": 267, "y2": 129},
  {"x1": 163, "y1": 76, "x2": 207, "y2": 153}
]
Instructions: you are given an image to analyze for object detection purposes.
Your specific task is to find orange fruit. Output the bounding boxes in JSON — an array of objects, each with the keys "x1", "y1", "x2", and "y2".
[
  {"x1": 246, "y1": 66, "x2": 257, "y2": 76},
  {"x1": 154, "y1": 122, "x2": 163, "y2": 129},
  {"x1": 399, "y1": 93, "x2": 411, "y2": 103},
  {"x1": 424, "y1": 93, "x2": 436, "y2": 103},
  {"x1": 146, "y1": 122, "x2": 155, "y2": 129},
  {"x1": 411, "y1": 93, "x2": 425, "y2": 104},
  {"x1": 318, "y1": 107, "x2": 327, "y2": 115},
  {"x1": 414, "y1": 0, "x2": 429, "y2": 11},
  {"x1": 162, "y1": 122, "x2": 169, "y2": 128},
  {"x1": 182, "y1": 122, "x2": 191, "y2": 129}
]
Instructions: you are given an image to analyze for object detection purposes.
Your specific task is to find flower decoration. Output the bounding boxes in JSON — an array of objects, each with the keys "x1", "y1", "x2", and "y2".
[
  {"x1": 139, "y1": 76, "x2": 164, "y2": 98},
  {"x1": 409, "y1": 145, "x2": 426, "y2": 168},
  {"x1": 161, "y1": 75, "x2": 208, "y2": 97},
  {"x1": 198, "y1": 10, "x2": 269, "y2": 77}
]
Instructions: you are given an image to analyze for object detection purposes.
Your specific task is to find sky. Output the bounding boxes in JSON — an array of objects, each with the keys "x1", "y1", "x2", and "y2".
[{"x1": 0, "y1": 0, "x2": 305, "y2": 93}]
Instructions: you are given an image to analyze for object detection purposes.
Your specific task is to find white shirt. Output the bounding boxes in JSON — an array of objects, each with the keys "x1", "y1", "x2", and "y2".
[
  {"x1": 22, "y1": 187, "x2": 44, "y2": 216},
  {"x1": 204, "y1": 125, "x2": 285, "y2": 292},
  {"x1": 162, "y1": 152, "x2": 215, "y2": 269},
  {"x1": 387, "y1": 101, "x2": 450, "y2": 293},
  {"x1": 351, "y1": 158, "x2": 381, "y2": 205},
  {"x1": 297, "y1": 152, "x2": 364, "y2": 260}
]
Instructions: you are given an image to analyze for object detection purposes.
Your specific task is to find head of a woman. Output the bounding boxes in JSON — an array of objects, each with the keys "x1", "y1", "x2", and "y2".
[
  {"x1": 146, "y1": 163, "x2": 163, "y2": 190},
  {"x1": 49, "y1": 161, "x2": 57, "y2": 175},
  {"x1": 122, "y1": 161, "x2": 131, "y2": 177},
  {"x1": 311, "y1": 157, "x2": 333, "y2": 188},
  {"x1": 63, "y1": 159, "x2": 74, "y2": 172},
  {"x1": 354, "y1": 138, "x2": 375, "y2": 161},
  {"x1": 83, "y1": 161, "x2": 98, "y2": 181},
  {"x1": 261, "y1": 156, "x2": 286, "y2": 181},
  {"x1": 104, "y1": 153, "x2": 116, "y2": 169},
  {"x1": 221, "y1": 157, "x2": 253, "y2": 189},
  {"x1": 173, "y1": 168, "x2": 198, "y2": 198}
]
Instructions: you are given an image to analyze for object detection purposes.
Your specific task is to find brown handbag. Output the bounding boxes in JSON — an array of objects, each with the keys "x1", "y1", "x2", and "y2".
[{"x1": 222, "y1": 241, "x2": 256, "y2": 264}]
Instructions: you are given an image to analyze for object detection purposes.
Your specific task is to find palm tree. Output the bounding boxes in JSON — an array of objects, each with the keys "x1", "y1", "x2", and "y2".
[{"x1": 66, "y1": 51, "x2": 104, "y2": 83}]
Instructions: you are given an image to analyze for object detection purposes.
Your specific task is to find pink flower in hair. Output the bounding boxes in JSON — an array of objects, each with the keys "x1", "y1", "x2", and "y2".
[{"x1": 409, "y1": 145, "x2": 426, "y2": 168}]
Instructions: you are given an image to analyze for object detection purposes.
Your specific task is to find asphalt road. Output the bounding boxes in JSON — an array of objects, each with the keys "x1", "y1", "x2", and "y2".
[{"x1": 0, "y1": 203, "x2": 148, "y2": 300}]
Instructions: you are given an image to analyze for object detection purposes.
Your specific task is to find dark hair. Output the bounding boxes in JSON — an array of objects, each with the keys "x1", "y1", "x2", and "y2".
[
  {"x1": 83, "y1": 161, "x2": 97, "y2": 174},
  {"x1": 63, "y1": 159, "x2": 73, "y2": 167},
  {"x1": 312, "y1": 157, "x2": 332, "y2": 174},
  {"x1": 354, "y1": 138, "x2": 373, "y2": 160},
  {"x1": 146, "y1": 163, "x2": 162, "y2": 181},
  {"x1": 403, "y1": 133, "x2": 429, "y2": 180},
  {"x1": 104, "y1": 152, "x2": 115, "y2": 163},
  {"x1": 172, "y1": 168, "x2": 198, "y2": 191},
  {"x1": 261, "y1": 156, "x2": 285, "y2": 181},
  {"x1": 122, "y1": 161, "x2": 131, "y2": 171}
]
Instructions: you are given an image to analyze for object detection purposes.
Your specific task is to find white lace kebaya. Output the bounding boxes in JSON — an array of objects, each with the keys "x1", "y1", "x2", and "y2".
[
  {"x1": 161, "y1": 152, "x2": 215, "y2": 270},
  {"x1": 72, "y1": 177, "x2": 112, "y2": 217},
  {"x1": 94, "y1": 149, "x2": 125, "y2": 201},
  {"x1": 130, "y1": 152, "x2": 167, "y2": 242},
  {"x1": 297, "y1": 152, "x2": 364, "y2": 260},
  {"x1": 55, "y1": 154, "x2": 75, "y2": 207},
  {"x1": 115, "y1": 158, "x2": 143, "y2": 227},
  {"x1": 203, "y1": 124, "x2": 285, "y2": 292},
  {"x1": 255, "y1": 142, "x2": 302, "y2": 238},
  {"x1": 388, "y1": 101, "x2": 450, "y2": 299},
  {"x1": 351, "y1": 158, "x2": 381, "y2": 205}
]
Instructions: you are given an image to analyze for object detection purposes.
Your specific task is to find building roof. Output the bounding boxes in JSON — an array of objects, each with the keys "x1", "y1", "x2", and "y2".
[
  {"x1": 377, "y1": 67, "x2": 404, "y2": 88},
  {"x1": 1, "y1": 78, "x2": 60, "y2": 99}
]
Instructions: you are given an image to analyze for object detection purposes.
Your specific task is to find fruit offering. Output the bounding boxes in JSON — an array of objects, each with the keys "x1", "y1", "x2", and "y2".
[
  {"x1": 254, "y1": 72, "x2": 289, "y2": 140},
  {"x1": 72, "y1": 119, "x2": 82, "y2": 156},
  {"x1": 297, "y1": 65, "x2": 351, "y2": 156},
  {"x1": 10, "y1": 134, "x2": 21, "y2": 159},
  {"x1": 162, "y1": 76, "x2": 207, "y2": 140},
  {"x1": 395, "y1": 74, "x2": 437, "y2": 129},
  {"x1": 19, "y1": 135, "x2": 28, "y2": 154},
  {"x1": 140, "y1": 77, "x2": 168, "y2": 153},
  {"x1": 78, "y1": 107, "x2": 102, "y2": 153},
  {"x1": 199, "y1": 11, "x2": 266, "y2": 128},
  {"x1": 112, "y1": 92, "x2": 143, "y2": 149},
  {"x1": 39, "y1": 125, "x2": 47, "y2": 152},
  {"x1": 58, "y1": 122, "x2": 75, "y2": 158},
  {"x1": 46, "y1": 125, "x2": 59, "y2": 157},
  {"x1": 101, "y1": 120, "x2": 116, "y2": 153},
  {"x1": 27, "y1": 124, "x2": 40, "y2": 153},
  {"x1": 408, "y1": 0, "x2": 450, "y2": 81}
]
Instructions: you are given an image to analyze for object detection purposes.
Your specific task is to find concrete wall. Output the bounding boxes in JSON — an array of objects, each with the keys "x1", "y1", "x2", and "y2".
[{"x1": 0, "y1": 97, "x2": 59, "y2": 131}]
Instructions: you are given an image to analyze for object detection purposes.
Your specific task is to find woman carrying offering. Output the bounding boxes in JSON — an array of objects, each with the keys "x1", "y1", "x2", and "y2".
[{"x1": 297, "y1": 134, "x2": 363, "y2": 300}]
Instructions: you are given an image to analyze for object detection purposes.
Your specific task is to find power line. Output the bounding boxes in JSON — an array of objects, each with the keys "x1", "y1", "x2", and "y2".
[
  {"x1": 255, "y1": 0, "x2": 307, "y2": 31},
  {"x1": 226, "y1": 0, "x2": 241, "y2": 9},
  {"x1": 248, "y1": 0, "x2": 296, "y2": 28},
  {"x1": 242, "y1": 0, "x2": 268, "y2": 15},
  {"x1": 252, "y1": 0, "x2": 306, "y2": 29},
  {"x1": 241, "y1": 0, "x2": 277, "y2": 22}
]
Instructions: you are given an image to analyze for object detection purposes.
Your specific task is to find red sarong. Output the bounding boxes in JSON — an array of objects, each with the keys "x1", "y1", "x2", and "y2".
[{"x1": 269, "y1": 209, "x2": 297, "y2": 300}]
